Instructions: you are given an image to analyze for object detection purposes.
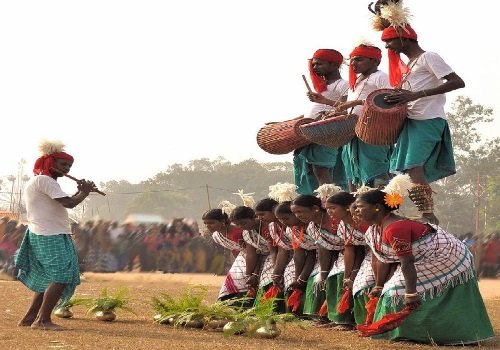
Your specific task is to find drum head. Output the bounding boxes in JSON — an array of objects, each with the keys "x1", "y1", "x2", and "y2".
[{"x1": 372, "y1": 92, "x2": 399, "y2": 109}]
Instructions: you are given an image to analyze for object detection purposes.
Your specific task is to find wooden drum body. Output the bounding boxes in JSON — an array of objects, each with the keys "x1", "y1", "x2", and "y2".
[
  {"x1": 256, "y1": 117, "x2": 314, "y2": 154},
  {"x1": 355, "y1": 89, "x2": 407, "y2": 145},
  {"x1": 299, "y1": 114, "x2": 358, "y2": 148}
]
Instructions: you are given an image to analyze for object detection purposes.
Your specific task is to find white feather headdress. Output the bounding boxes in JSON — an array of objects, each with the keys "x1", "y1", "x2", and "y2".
[
  {"x1": 371, "y1": 0, "x2": 412, "y2": 32},
  {"x1": 353, "y1": 184, "x2": 376, "y2": 197},
  {"x1": 356, "y1": 37, "x2": 376, "y2": 48},
  {"x1": 268, "y1": 182, "x2": 298, "y2": 203},
  {"x1": 382, "y1": 174, "x2": 413, "y2": 196},
  {"x1": 380, "y1": 1, "x2": 412, "y2": 29},
  {"x1": 233, "y1": 189, "x2": 256, "y2": 208},
  {"x1": 218, "y1": 200, "x2": 237, "y2": 216},
  {"x1": 314, "y1": 183, "x2": 342, "y2": 202},
  {"x1": 38, "y1": 139, "x2": 66, "y2": 156}
]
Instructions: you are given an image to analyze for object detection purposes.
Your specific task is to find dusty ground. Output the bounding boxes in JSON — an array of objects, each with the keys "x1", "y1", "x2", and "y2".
[{"x1": 0, "y1": 272, "x2": 498, "y2": 350}]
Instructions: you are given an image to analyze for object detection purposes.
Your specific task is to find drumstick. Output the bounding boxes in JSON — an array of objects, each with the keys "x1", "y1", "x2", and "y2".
[
  {"x1": 50, "y1": 167, "x2": 106, "y2": 196},
  {"x1": 302, "y1": 75, "x2": 312, "y2": 93}
]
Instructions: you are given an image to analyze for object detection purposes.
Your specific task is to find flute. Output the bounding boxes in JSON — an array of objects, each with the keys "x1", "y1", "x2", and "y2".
[{"x1": 50, "y1": 167, "x2": 106, "y2": 196}]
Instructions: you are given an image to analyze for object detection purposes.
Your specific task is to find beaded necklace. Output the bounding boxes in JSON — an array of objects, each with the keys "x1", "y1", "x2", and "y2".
[{"x1": 291, "y1": 226, "x2": 305, "y2": 250}]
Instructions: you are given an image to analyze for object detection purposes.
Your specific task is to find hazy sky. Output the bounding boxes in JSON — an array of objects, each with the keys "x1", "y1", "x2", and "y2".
[{"x1": 1, "y1": 0, "x2": 498, "y2": 187}]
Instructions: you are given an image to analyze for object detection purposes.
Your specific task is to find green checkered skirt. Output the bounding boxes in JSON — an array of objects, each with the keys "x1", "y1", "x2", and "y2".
[{"x1": 15, "y1": 229, "x2": 80, "y2": 305}]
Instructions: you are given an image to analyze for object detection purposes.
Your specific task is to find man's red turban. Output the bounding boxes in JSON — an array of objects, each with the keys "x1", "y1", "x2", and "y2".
[{"x1": 309, "y1": 49, "x2": 344, "y2": 93}]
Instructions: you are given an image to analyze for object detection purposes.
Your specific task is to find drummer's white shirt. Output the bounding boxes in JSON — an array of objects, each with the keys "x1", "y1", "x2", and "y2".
[
  {"x1": 402, "y1": 51, "x2": 454, "y2": 120},
  {"x1": 347, "y1": 70, "x2": 390, "y2": 116},
  {"x1": 305, "y1": 79, "x2": 349, "y2": 118},
  {"x1": 24, "y1": 175, "x2": 71, "y2": 235}
]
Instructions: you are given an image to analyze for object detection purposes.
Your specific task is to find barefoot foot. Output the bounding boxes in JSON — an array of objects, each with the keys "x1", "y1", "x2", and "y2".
[{"x1": 30, "y1": 321, "x2": 66, "y2": 331}]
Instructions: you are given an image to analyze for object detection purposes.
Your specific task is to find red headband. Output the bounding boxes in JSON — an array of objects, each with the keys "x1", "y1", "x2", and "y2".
[
  {"x1": 33, "y1": 152, "x2": 74, "y2": 176},
  {"x1": 381, "y1": 25, "x2": 418, "y2": 41},
  {"x1": 348, "y1": 46, "x2": 382, "y2": 90},
  {"x1": 381, "y1": 25, "x2": 418, "y2": 87},
  {"x1": 309, "y1": 49, "x2": 344, "y2": 93}
]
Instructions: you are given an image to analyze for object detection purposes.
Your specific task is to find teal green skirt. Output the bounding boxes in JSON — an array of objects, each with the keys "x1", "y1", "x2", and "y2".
[
  {"x1": 293, "y1": 144, "x2": 347, "y2": 194},
  {"x1": 326, "y1": 272, "x2": 354, "y2": 324},
  {"x1": 344, "y1": 137, "x2": 392, "y2": 186},
  {"x1": 390, "y1": 118, "x2": 456, "y2": 182},
  {"x1": 303, "y1": 274, "x2": 325, "y2": 316},
  {"x1": 372, "y1": 278, "x2": 494, "y2": 344},
  {"x1": 15, "y1": 230, "x2": 80, "y2": 306},
  {"x1": 353, "y1": 291, "x2": 370, "y2": 326}
]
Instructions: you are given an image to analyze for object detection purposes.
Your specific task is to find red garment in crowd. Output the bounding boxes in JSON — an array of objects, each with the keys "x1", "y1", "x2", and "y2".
[{"x1": 483, "y1": 240, "x2": 500, "y2": 265}]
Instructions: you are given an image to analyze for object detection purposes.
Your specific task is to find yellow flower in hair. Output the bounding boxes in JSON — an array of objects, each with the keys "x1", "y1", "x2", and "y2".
[{"x1": 384, "y1": 192, "x2": 403, "y2": 208}]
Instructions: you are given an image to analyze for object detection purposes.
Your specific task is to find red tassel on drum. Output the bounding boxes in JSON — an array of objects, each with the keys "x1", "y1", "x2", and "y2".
[
  {"x1": 262, "y1": 285, "x2": 282, "y2": 301},
  {"x1": 319, "y1": 300, "x2": 328, "y2": 317},
  {"x1": 337, "y1": 288, "x2": 351, "y2": 314},
  {"x1": 357, "y1": 306, "x2": 413, "y2": 337},
  {"x1": 287, "y1": 289, "x2": 304, "y2": 312}
]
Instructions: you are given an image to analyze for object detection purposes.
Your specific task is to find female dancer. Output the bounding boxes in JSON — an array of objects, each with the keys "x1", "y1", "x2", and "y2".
[
  {"x1": 325, "y1": 192, "x2": 374, "y2": 326},
  {"x1": 291, "y1": 193, "x2": 346, "y2": 325},
  {"x1": 354, "y1": 175, "x2": 494, "y2": 344},
  {"x1": 230, "y1": 206, "x2": 272, "y2": 304},
  {"x1": 202, "y1": 207, "x2": 246, "y2": 301}
]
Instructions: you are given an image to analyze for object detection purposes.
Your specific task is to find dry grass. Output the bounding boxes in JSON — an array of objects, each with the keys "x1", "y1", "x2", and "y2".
[{"x1": 1, "y1": 272, "x2": 498, "y2": 350}]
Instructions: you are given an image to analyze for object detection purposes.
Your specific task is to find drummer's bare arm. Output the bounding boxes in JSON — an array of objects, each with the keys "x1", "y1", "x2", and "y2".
[
  {"x1": 336, "y1": 100, "x2": 363, "y2": 112},
  {"x1": 307, "y1": 91, "x2": 335, "y2": 105},
  {"x1": 307, "y1": 92, "x2": 347, "y2": 107},
  {"x1": 384, "y1": 72, "x2": 465, "y2": 104}
]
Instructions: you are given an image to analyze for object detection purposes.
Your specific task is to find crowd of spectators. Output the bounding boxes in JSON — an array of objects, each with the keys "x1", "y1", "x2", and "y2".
[
  {"x1": 0, "y1": 216, "x2": 498, "y2": 278},
  {"x1": 0, "y1": 216, "x2": 231, "y2": 277}
]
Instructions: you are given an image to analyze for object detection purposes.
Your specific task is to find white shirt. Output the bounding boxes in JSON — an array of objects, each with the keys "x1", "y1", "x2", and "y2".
[
  {"x1": 347, "y1": 70, "x2": 391, "y2": 116},
  {"x1": 24, "y1": 175, "x2": 71, "y2": 235},
  {"x1": 305, "y1": 79, "x2": 349, "y2": 118},
  {"x1": 402, "y1": 51, "x2": 454, "y2": 120}
]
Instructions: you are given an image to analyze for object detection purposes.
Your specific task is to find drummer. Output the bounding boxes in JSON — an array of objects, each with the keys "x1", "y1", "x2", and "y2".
[
  {"x1": 332, "y1": 43, "x2": 392, "y2": 191},
  {"x1": 380, "y1": 23, "x2": 465, "y2": 224},
  {"x1": 295, "y1": 49, "x2": 349, "y2": 195}
]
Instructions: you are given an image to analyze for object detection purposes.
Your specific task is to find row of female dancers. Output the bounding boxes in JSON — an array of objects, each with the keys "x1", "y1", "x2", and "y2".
[{"x1": 202, "y1": 177, "x2": 494, "y2": 345}]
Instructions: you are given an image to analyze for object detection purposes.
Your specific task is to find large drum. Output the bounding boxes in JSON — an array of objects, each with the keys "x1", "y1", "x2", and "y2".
[
  {"x1": 299, "y1": 114, "x2": 358, "y2": 148},
  {"x1": 256, "y1": 116, "x2": 314, "y2": 154},
  {"x1": 355, "y1": 89, "x2": 407, "y2": 145}
]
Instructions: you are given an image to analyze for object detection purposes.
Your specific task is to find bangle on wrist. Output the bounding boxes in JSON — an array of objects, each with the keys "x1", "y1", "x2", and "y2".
[
  {"x1": 251, "y1": 273, "x2": 259, "y2": 277},
  {"x1": 297, "y1": 277, "x2": 307, "y2": 284},
  {"x1": 405, "y1": 292, "x2": 419, "y2": 297},
  {"x1": 343, "y1": 278, "x2": 352, "y2": 283},
  {"x1": 372, "y1": 286, "x2": 384, "y2": 290}
]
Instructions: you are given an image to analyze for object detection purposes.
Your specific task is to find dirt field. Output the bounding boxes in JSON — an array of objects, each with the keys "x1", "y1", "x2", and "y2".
[{"x1": 0, "y1": 272, "x2": 498, "y2": 350}]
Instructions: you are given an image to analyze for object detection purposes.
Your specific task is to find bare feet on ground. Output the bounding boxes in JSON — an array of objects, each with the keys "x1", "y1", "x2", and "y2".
[{"x1": 30, "y1": 321, "x2": 66, "y2": 331}]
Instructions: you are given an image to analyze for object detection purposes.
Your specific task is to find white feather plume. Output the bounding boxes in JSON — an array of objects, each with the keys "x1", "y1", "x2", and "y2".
[
  {"x1": 217, "y1": 200, "x2": 237, "y2": 216},
  {"x1": 354, "y1": 185, "x2": 376, "y2": 196},
  {"x1": 380, "y1": 1, "x2": 412, "y2": 29},
  {"x1": 38, "y1": 139, "x2": 66, "y2": 156},
  {"x1": 356, "y1": 37, "x2": 376, "y2": 48},
  {"x1": 233, "y1": 189, "x2": 256, "y2": 208},
  {"x1": 314, "y1": 183, "x2": 342, "y2": 201},
  {"x1": 268, "y1": 182, "x2": 298, "y2": 203},
  {"x1": 382, "y1": 174, "x2": 413, "y2": 196}
]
